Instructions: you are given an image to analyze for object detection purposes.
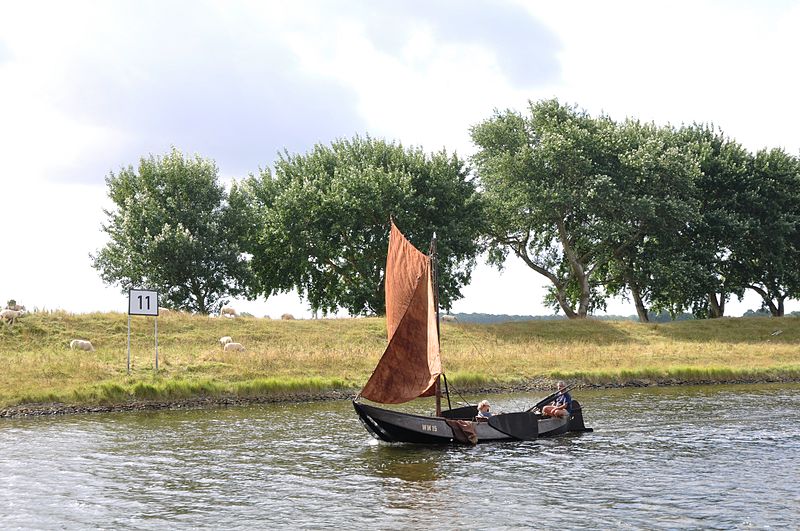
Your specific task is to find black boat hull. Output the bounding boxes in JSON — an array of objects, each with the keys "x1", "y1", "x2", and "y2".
[{"x1": 353, "y1": 400, "x2": 592, "y2": 444}]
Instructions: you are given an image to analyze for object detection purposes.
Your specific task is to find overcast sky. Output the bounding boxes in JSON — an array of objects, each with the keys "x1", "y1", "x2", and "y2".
[{"x1": 2, "y1": 0, "x2": 799, "y2": 317}]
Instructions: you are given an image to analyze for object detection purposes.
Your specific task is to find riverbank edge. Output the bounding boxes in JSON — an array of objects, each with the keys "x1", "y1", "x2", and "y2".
[{"x1": 3, "y1": 373, "x2": 799, "y2": 418}]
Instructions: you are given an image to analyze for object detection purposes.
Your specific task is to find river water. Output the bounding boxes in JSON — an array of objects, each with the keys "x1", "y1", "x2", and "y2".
[{"x1": 1, "y1": 384, "x2": 798, "y2": 530}]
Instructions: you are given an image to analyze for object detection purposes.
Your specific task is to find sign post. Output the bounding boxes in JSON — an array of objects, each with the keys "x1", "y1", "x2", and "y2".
[{"x1": 127, "y1": 289, "x2": 159, "y2": 373}]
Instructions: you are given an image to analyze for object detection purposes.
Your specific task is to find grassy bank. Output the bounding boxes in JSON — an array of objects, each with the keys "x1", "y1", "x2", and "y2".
[{"x1": 1, "y1": 311, "x2": 799, "y2": 415}]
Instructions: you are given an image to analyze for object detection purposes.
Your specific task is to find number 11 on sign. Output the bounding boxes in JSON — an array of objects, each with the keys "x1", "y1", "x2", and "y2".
[{"x1": 127, "y1": 289, "x2": 160, "y2": 373}]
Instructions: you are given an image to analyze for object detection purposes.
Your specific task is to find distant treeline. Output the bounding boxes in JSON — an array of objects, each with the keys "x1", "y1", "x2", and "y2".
[
  {"x1": 447, "y1": 312, "x2": 690, "y2": 324},
  {"x1": 92, "y1": 99, "x2": 800, "y2": 322},
  {"x1": 450, "y1": 310, "x2": 800, "y2": 324}
]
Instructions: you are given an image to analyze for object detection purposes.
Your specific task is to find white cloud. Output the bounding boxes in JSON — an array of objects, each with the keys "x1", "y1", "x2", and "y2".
[
  {"x1": 2, "y1": 181, "x2": 121, "y2": 313},
  {"x1": 1, "y1": 1, "x2": 798, "y2": 317},
  {"x1": 279, "y1": 10, "x2": 535, "y2": 157},
  {"x1": 526, "y1": 1, "x2": 800, "y2": 151}
]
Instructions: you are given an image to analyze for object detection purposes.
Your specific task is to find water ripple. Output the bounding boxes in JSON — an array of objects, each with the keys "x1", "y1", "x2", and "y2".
[{"x1": 1, "y1": 384, "x2": 799, "y2": 529}]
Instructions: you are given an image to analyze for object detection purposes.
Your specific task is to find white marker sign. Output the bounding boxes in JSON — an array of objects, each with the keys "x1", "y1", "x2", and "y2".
[{"x1": 128, "y1": 289, "x2": 159, "y2": 316}]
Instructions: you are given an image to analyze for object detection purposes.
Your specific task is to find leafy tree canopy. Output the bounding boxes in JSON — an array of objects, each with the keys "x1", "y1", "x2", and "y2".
[
  {"x1": 600, "y1": 120, "x2": 705, "y2": 321},
  {"x1": 237, "y1": 135, "x2": 483, "y2": 315},
  {"x1": 670, "y1": 124, "x2": 754, "y2": 318},
  {"x1": 92, "y1": 148, "x2": 253, "y2": 313},
  {"x1": 471, "y1": 99, "x2": 615, "y2": 317},
  {"x1": 472, "y1": 99, "x2": 702, "y2": 319},
  {"x1": 733, "y1": 147, "x2": 800, "y2": 315}
]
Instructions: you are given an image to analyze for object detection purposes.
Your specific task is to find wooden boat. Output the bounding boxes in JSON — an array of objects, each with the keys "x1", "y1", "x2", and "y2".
[{"x1": 353, "y1": 221, "x2": 592, "y2": 445}]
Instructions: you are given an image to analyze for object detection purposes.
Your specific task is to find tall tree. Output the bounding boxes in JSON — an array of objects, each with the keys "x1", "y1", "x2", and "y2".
[
  {"x1": 472, "y1": 99, "x2": 668, "y2": 318},
  {"x1": 674, "y1": 125, "x2": 754, "y2": 318},
  {"x1": 92, "y1": 148, "x2": 253, "y2": 313},
  {"x1": 237, "y1": 135, "x2": 483, "y2": 316},
  {"x1": 600, "y1": 120, "x2": 703, "y2": 322},
  {"x1": 733, "y1": 148, "x2": 800, "y2": 315}
]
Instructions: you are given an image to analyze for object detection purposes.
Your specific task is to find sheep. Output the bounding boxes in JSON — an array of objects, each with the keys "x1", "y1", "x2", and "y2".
[
  {"x1": 281, "y1": 313, "x2": 295, "y2": 320},
  {"x1": 69, "y1": 339, "x2": 95, "y2": 351},
  {"x1": 441, "y1": 314, "x2": 456, "y2": 322},
  {"x1": 158, "y1": 307, "x2": 171, "y2": 314},
  {"x1": 223, "y1": 342, "x2": 245, "y2": 352},
  {"x1": 220, "y1": 306, "x2": 237, "y2": 318},
  {"x1": 219, "y1": 336, "x2": 233, "y2": 347},
  {"x1": 0, "y1": 308, "x2": 24, "y2": 325},
  {"x1": 5, "y1": 303, "x2": 25, "y2": 312}
]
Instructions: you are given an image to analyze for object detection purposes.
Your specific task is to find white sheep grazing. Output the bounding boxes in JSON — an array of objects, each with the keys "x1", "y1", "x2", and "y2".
[
  {"x1": 0, "y1": 309, "x2": 24, "y2": 325},
  {"x1": 281, "y1": 313, "x2": 295, "y2": 320},
  {"x1": 220, "y1": 306, "x2": 237, "y2": 318},
  {"x1": 441, "y1": 314, "x2": 456, "y2": 322},
  {"x1": 223, "y1": 342, "x2": 245, "y2": 352},
  {"x1": 69, "y1": 339, "x2": 95, "y2": 351},
  {"x1": 219, "y1": 336, "x2": 233, "y2": 347}
]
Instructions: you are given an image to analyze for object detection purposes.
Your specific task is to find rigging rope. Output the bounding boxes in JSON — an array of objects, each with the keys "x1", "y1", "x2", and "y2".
[{"x1": 441, "y1": 314, "x2": 500, "y2": 408}]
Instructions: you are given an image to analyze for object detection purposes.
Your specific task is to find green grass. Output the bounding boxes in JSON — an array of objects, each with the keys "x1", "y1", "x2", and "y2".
[{"x1": 1, "y1": 310, "x2": 798, "y2": 410}]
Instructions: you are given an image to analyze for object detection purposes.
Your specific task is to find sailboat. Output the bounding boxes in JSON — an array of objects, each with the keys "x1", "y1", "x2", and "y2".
[{"x1": 352, "y1": 221, "x2": 592, "y2": 444}]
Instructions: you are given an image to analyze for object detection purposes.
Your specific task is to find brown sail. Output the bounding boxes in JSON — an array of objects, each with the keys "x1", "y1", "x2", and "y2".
[{"x1": 359, "y1": 222, "x2": 442, "y2": 404}]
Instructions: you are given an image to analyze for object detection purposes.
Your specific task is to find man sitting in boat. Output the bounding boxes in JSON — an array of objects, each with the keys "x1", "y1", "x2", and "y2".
[
  {"x1": 476, "y1": 400, "x2": 492, "y2": 420},
  {"x1": 542, "y1": 382, "x2": 572, "y2": 418}
]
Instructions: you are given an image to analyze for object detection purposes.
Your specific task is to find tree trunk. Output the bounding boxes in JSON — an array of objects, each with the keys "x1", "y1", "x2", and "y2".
[
  {"x1": 622, "y1": 271, "x2": 649, "y2": 322},
  {"x1": 576, "y1": 271, "x2": 590, "y2": 318},
  {"x1": 513, "y1": 240, "x2": 582, "y2": 319},
  {"x1": 763, "y1": 296, "x2": 784, "y2": 317},
  {"x1": 708, "y1": 292, "x2": 724, "y2": 318},
  {"x1": 631, "y1": 286, "x2": 649, "y2": 323},
  {"x1": 188, "y1": 278, "x2": 206, "y2": 314},
  {"x1": 556, "y1": 219, "x2": 589, "y2": 319},
  {"x1": 749, "y1": 286, "x2": 786, "y2": 317},
  {"x1": 555, "y1": 287, "x2": 578, "y2": 319}
]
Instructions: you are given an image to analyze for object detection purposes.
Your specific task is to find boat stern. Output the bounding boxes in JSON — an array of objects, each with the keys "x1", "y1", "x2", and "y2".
[{"x1": 567, "y1": 400, "x2": 593, "y2": 433}]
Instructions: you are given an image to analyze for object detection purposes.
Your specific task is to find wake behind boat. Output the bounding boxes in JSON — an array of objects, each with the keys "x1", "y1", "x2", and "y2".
[{"x1": 353, "y1": 221, "x2": 592, "y2": 445}]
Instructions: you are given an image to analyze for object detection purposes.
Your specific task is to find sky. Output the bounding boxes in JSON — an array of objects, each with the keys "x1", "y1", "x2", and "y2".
[{"x1": 2, "y1": 0, "x2": 800, "y2": 318}]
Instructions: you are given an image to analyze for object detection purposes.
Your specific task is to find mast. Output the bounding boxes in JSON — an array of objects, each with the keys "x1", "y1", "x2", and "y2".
[{"x1": 430, "y1": 232, "x2": 443, "y2": 417}]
